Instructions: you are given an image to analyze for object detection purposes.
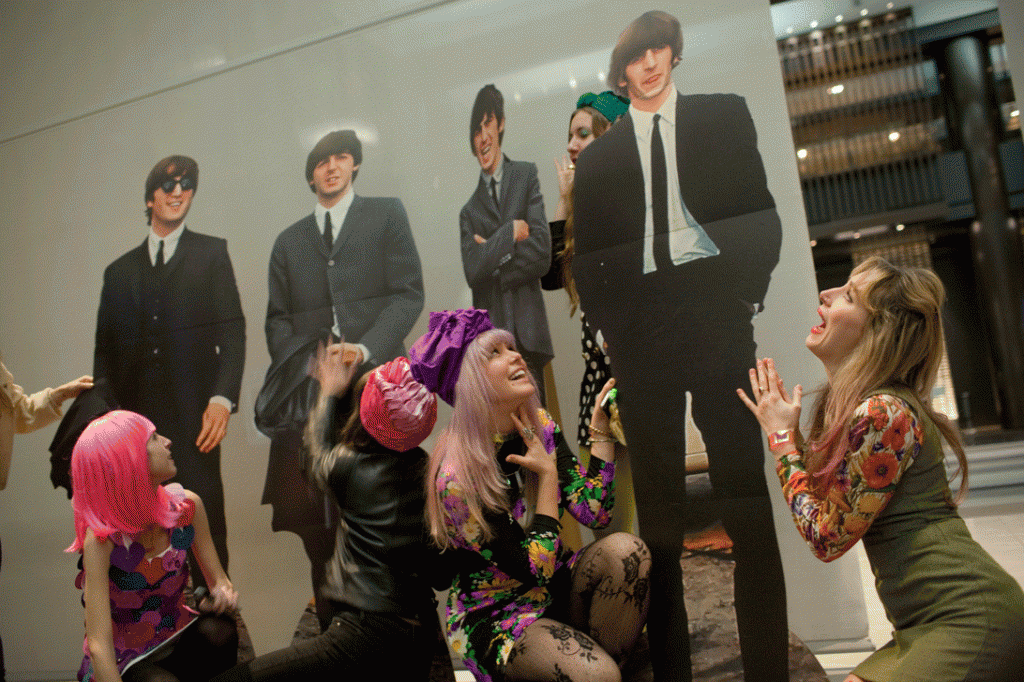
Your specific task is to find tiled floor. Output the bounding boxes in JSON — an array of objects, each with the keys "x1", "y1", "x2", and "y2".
[{"x1": 816, "y1": 484, "x2": 1024, "y2": 681}]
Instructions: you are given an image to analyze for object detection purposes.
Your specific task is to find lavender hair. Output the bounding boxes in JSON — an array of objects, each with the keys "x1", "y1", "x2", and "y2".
[
  {"x1": 425, "y1": 329, "x2": 543, "y2": 548},
  {"x1": 66, "y1": 410, "x2": 186, "y2": 553}
]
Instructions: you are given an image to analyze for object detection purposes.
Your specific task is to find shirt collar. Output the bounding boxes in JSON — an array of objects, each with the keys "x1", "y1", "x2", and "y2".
[
  {"x1": 630, "y1": 86, "x2": 677, "y2": 141},
  {"x1": 480, "y1": 156, "x2": 505, "y2": 186},
  {"x1": 315, "y1": 190, "x2": 356, "y2": 231},
  {"x1": 149, "y1": 223, "x2": 184, "y2": 251}
]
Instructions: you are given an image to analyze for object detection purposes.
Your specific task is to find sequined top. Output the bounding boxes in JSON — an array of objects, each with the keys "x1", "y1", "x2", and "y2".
[{"x1": 77, "y1": 494, "x2": 197, "y2": 681}]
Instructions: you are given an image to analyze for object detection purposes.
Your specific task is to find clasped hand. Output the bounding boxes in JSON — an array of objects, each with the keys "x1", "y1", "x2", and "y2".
[
  {"x1": 736, "y1": 358, "x2": 802, "y2": 437},
  {"x1": 197, "y1": 583, "x2": 239, "y2": 616}
]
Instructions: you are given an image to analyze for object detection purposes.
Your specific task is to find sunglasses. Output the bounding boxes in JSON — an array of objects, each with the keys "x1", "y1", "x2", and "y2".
[{"x1": 159, "y1": 176, "x2": 195, "y2": 193}]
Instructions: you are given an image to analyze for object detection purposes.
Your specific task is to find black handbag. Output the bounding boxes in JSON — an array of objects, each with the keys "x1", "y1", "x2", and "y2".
[{"x1": 254, "y1": 335, "x2": 321, "y2": 438}]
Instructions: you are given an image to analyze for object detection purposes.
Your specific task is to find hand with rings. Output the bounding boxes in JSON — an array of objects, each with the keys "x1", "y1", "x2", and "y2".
[
  {"x1": 736, "y1": 357, "x2": 802, "y2": 437},
  {"x1": 554, "y1": 155, "x2": 575, "y2": 199},
  {"x1": 505, "y1": 405, "x2": 556, "y2": 477}
]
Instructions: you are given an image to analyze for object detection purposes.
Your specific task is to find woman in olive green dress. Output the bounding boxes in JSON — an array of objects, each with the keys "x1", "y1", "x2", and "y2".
[{"x1": 738, "y1": 256, "x2": 1024, "y2": 682}]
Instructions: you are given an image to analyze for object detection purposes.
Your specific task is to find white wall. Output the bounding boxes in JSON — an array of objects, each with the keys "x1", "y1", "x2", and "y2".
[{"x1": 0, "y1": 0, "x2": 866, "y2": 676}]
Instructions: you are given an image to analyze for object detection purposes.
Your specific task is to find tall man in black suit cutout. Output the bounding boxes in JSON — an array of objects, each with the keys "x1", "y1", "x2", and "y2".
[
  {"x1": 572, "y1": 12, "x2": 788, "y2": 681},
  {"x1": 460, "y1": 85, "x2": 553, "y2": 402},
  {"x1": 94, "y1": 155, "x2": 245, "y2": 585},
  {"x1": 262, "y1": 130, "x2": 424, "y2": 629}
]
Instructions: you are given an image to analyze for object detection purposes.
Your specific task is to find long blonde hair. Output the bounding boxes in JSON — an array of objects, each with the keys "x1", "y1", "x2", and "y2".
[
  {"x1": 805, "y1": 256, "x2": 968, "y2": 503},
  {"x1": 425, "y1": 329, "x2": 543, "y2": 548}
]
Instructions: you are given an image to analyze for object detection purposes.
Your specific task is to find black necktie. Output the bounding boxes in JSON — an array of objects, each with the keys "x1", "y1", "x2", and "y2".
[
  {"x1": 651, "y1": 114, "x2": 671, "y2": 271},
  {"x1": 324, "y1": 211, "x2": 333, "y2": 251},
  {"x1": 490, "y1": 178, "x2": 499, "y2": 208},
  {"x1": 155, "y1": 239, "x2": 165, "y2": 267}
]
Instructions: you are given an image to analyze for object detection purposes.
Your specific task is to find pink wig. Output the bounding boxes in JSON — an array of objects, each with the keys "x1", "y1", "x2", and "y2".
[
  {"x1": 66, "y1": 410, "x2": 184, "y2": 553},
  {"x1": 426, "y1": 329, "x2": 543, "y2": 547}
]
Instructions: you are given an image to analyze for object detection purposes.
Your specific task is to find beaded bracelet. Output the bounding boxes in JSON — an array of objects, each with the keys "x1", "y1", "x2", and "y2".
[{"x1": 588, "y1": 424, "x2": 613, "y2": 438}]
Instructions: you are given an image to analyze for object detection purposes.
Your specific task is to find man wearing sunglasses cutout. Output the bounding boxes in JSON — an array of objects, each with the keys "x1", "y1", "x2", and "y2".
[{"x1": 93, "y1": 154, "x2": 246, "y2": 585}]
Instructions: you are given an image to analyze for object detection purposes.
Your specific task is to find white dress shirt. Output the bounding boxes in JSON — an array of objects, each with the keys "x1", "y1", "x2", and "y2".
[
  {"x1": 315, "y1": 192, "x2": 370, "y2": 364},
  {"x1": 630, "y1": 87, "x2": 719, "y2": 275}
]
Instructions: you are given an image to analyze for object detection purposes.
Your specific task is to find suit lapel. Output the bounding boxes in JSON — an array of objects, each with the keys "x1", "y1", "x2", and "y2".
[
  {"x1": 674, "y1": 93, "x2": 697, "y2": 213},
  {"x1": 475, "y1": 175, "x2": 500, "y2": 227},
  {"x1": 163, "y1": 227, "x2": 189, "y2": 277},
  {"x1": 333, "y1": 195, "x2": 361, "y2": 258},
  {"x1": 618, "y1": 113, "x2": 646, "y2": 244},
  {"x1": 496, "y1": 156, "x2": 513, "y2": 220}
]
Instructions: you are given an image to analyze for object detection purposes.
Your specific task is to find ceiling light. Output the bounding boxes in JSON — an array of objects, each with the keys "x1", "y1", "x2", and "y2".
[
  {"x1": 889, "y1": 131, "x2": 901, "y2": 142},
  {"x1": 810, "y1": 20, "x2": 819, "y2": 28},
  {"x1": 861, "y1": 8, "x2": 869, "y2": 16},
  {"x1": 829, "y1": 84, "x2": 845, "y2": 95},
  {"x1": 797, "y1": 148, "x2": 808, "y2": 159}
]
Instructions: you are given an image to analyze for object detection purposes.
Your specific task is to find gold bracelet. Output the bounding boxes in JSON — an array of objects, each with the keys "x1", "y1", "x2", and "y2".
[{"x1": 588, "y1": 424, "x2": 612, "y2": 437}]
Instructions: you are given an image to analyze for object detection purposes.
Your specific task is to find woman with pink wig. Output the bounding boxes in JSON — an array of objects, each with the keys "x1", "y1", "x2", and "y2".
[
  {"x1": 68, "y1": 410, "x2": 238, "y2": 682},
  {"x1": 410, "y1": 309, "x2": 650, "y2": 682}
]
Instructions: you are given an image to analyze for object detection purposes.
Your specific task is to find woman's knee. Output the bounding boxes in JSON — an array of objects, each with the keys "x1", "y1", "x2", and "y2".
[
  {"x1": 590, "y1": 533, "x2": 650, "y2": 578},
  {"x1": 195, "y1": 613, "x2": 238, "y2": 650}
]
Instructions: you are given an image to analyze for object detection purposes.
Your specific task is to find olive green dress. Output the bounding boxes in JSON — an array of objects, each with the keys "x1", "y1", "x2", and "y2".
[{"x1": 854, "y1": 388, "x2": 1024, "y2": 681}]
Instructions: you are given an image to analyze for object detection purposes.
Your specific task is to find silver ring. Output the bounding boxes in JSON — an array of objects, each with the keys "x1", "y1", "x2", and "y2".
[{"x1": 522, "y1": 427, "x2": 535, "y2": 441}]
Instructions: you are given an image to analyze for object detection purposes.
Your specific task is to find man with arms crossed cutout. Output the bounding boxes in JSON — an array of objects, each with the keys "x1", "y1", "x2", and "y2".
[{"x1": 460, "y1": 85, "x2": 553, "y2": 403}]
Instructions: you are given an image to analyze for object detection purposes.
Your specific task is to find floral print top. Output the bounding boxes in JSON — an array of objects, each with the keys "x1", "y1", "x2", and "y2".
[
  {"x1": 76, "y1": 494, "x2": 197, "y2": 681},
  {"x1": 777, "y1": 394, "x2": 922, "y2": 562},
  {"x1": 438, "y1": 408, "x2": 615, "y2": 681}
]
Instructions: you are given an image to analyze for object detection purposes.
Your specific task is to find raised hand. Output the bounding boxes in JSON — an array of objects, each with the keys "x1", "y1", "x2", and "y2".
[{"x1": 736, "y1": 358, "x2": 803, "y2": 437}]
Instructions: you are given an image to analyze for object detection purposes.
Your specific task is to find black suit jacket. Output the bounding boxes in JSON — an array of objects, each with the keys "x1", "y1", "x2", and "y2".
[
  {"x1": 94, "y1": 228, "x2": 246, "y2": 438},
  {"x1": 573, "y1": 92, "x2": 782, "y2": 348},
  {"x1": 266, "y1": 196, "x2": 423, "y2": 367}
]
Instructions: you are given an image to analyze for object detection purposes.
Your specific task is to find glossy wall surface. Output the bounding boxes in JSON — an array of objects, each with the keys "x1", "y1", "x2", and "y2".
[{"x1": 0, "y1": 0, "x2": 867, "y2": 676}]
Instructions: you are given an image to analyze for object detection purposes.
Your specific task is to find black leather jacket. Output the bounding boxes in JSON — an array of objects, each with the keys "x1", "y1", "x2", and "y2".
[{"x1": 307, "y1": 395, "x2": 448, "y2": 615}]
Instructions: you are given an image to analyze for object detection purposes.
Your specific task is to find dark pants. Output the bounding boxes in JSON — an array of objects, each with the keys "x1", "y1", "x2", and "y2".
[
  {"x1": 602, "y1": 261, "x2": 789, "y2": 682},
  {"x1": 521, "y1": 349, "x2": 550, "y2": 407},
  {"x1": 137, "y1": 382, "x2": 230, "y2": 588},
  {"x1": 122, "y1": 614, "x2": 237, "y2": 682},
  {"x1": 212, "y1": 607, "x2": 434, "y2": 681},
  {"x1": 262, "y1": 429, "x2": 337, "y2": 627}
]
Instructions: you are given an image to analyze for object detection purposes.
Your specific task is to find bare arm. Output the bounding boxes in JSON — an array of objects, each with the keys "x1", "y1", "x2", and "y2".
[
  {"x1": 82, "y1": 530, "x2": 122, "y2": 682},
  {"x1": 185, "y1": 490, "x2": 238, "y2": 614}
]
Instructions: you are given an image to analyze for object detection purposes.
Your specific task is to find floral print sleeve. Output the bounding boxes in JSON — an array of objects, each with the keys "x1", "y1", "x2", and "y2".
[
  {"x1": 541, "y1": 410, "x2": 616, "y2": 529},
  {"x1": 778, "y1": 395, "x2": 921, "y2": 562},
  {"x1": 438, "y1": 469, "x2": 562, "y2": 586}
]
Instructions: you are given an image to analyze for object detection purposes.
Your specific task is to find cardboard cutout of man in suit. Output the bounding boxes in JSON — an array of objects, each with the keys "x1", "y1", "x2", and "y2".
[
  {"x1": 262, "y1": 130, "x2": 424, "y2": 629},
  {"x1": 460, "y1": 85, "x2": 553, "y2": 402},
  {"x1": 572, "y1": 12, "x2": 788, "y2": 681},
  {"x1": 94, "y1": 155, "x2": 245, "y2": 585}
]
